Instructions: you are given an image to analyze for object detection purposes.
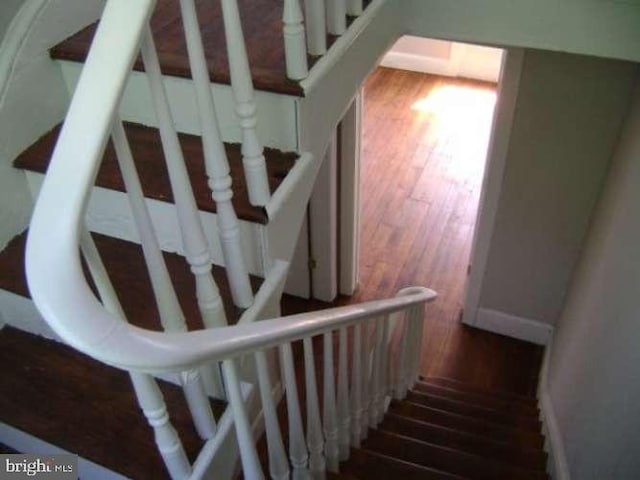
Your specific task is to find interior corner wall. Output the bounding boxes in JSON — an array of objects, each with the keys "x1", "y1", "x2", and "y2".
[
  {"x1": 0, "y1": 0, "x2": 26, "y2": 38},
  {"x1": 544, "y1": 70, "x2": 640, "y2": 480},
  {"x1": 477, "y1": 49, "x2": 636, "y2": 328}
]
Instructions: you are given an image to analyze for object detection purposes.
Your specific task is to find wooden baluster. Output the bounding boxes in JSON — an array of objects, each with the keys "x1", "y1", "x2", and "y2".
[
  {"x1": 131, "y1": 373, "x2": 192, "y2": 480},
  {"x1": 220, "y1": 0, "x2": 270, "y2": 206},
  {"x1": 323, "y1": 332, "x2": 340, "y2": 472},
  {"x1": 349, "y1": 324, "x2": 362, "y2": 447},
  {"x1": 255, "y1": 350, "x2": 290, "y2": 480},
  {"x1": 112, "y1": 119, "x2": 219, "y2": 436},
  {"x1": 80, "y1": 229, "x2": 192, "y2": 479},
  {"x1": 283, "y1": 0, "x2": 309, "y2": 80},
  {"x1": 368, "y1": 318, "x2": 381, "y2": 428},
  {"x1": 336, "y1": 327, "x2": 350, "y2": 460},
  {"x1": 140, "y1": 27, "x2": 228, "y2": 328},
  {"x1": 346, "y1": 0, "x2": 363, "y2": 16},
  {"x1": 303, "y1": 0, "x2": 326, "y2": 55},
  {"x1": 178, "y1": 0, "x2": 254, "y2": 308},
  {"x1": 326, "y1": 0, "x2": 346, "y2": 35},
  {"x1": 359, "y1": 321, "x2": 370, "y2": 440},
  {"x1": 223, "y1": 359, "x2": 265, "y2": 480},
  {"x1": 303, "y1": 338, "x2": 327, "y2": 479},
  {"x1": 394, "y1": 310, "x2": 410, "y2": 400},
  {"x1": 280, "y1": 343, "x2": 310, "y2": 479}
]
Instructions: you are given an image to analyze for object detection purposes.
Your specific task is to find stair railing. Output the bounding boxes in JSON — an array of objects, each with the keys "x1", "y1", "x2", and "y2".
[
  {"x1": 284, "y1": 0, "x2": 368, "y2": 80},
  {"x1": 178, "y1": 0, "x2": 254, "y2": 309}
]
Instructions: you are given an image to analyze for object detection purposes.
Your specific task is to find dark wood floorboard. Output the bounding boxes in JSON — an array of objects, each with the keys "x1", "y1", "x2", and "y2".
[
  {"x1": 285, "y1": 68, "x2": 544, "y2": 397},
  {"x1": 14, "y1": 122, "x2": 296, "y2": 225}
]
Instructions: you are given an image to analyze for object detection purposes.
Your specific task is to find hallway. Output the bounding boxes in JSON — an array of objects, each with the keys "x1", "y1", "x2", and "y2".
[{"x1": 352, "y1": 68, "x2": 542, "y2": 395}]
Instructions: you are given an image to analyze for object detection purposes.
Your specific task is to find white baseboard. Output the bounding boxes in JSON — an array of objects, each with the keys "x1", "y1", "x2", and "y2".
[
  {"x1": 473, "y1": 307, "x2": 553, "y2": 345},
  {"x1": 0, "y1": 423, "x2": 129, "y2": 480},
  {"x1": 538, "y1": 337, "x2": 571, "y2": 480}
]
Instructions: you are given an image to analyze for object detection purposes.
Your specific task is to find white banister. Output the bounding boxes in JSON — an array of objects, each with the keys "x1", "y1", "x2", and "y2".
[
  {"x1": 283, "y1": 0, "x2": 309, "y2": 80},
  {"x1": 394, "y1": 310, "x2": 410, "y2": 400},
  {"x1": 220, "y1": 0, "x2": 270, "y2": 206},
  {"x1": 279, "y1": 343, "x2": 309, "y2": 479},
  {"x1": 254, "y1": 350, "x2": 289, "y2": 480},
  {"x1": 336, "y1": 327, "x2": 350, "y2": 460},
  {"x1": 303, "y1": 0, "x2": 327, "y2": 55},
  {"x1": 178, "y1": 0, "x2": 254, "y2": 308},
  {"x1": 302, "y1": 338, "x2": 327, "y2": 480},
  {"x1": 326, "y1": 0, "x2": 346, "y2": 35},
  {"x1": 131, "y1": 372, "x2": 192, "y2": 480},
  {"x1": 379, "y1": 314, "x2": 391, "y2": 400},
  {"x1": 222, "y1": 359, "x2": 265, "y2": 480},
  {"x1": 349, "y1": 324, "x2": 362, "y2": 447},
  {"x1": 111, "y1": 120, "x2": 219, "y2": 439},
  {"x1": 346, "y1": 0, "x2": 363, "y2": 16},
  {"x1": 359, "y1": 322, "x2": 370, "y2": 440},
  {"x1": 370, "y1": 316, "x2": 384, "y2": 425},
  {"x1": 368, "y1": 318, "x2": 380, "y2": 427},
  {"x1": 322, "y1": 333, "x2": 339, "y2": 472},
  {"x1": 140, "y1": 27, "x2": 228, "y2": 329},
  {"x1": 79, "y1": 229, "x2": 192, "y2": 479}
]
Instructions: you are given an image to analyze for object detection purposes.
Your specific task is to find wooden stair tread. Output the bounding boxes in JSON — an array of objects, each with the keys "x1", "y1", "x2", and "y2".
[
  {"x1": 0, "y1": 326, "x2": 226, "y2": 479},
  {"x1": 51, "y1": 0, "x2": 309, "y2": 96},
  {"x1": 342, "y1": 448, "x2": 470, "y2": 480},
  {"x1": 421, "y1": 376, "x2": 539, "y2": 407},
  {"x1": 413, "y1": 381, "x2": 540, "y2": 416},
  {"x1": 0, "y1": 231, "x2": 262, "y2": 329},
  {"x1": 390, "y1": 400, "x2": 544, "y2": 449},
  {"x1": 364, "y1": 430, "x2": 548, "y2": 480},
  {"x1": 405, "y1": 390, "x2": 542, "y2": 431},
  {"x1": 381, "y1": 413, "x2": 547, "y2": 471},
  {"x1": 14, "y1": 122, "x2": 296, "y2": 225}
]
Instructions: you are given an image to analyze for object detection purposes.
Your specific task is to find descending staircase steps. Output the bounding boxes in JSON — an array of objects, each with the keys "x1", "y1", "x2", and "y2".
[
  {"x1": 0, "y1": 326, "x2": 226, "y2": 480},
  {"x1": 14, "y1": 122, "x2": 297, "y2": 225},
  {"x1": 252, "y1": 377, "x2": 548, "y2": 480}
]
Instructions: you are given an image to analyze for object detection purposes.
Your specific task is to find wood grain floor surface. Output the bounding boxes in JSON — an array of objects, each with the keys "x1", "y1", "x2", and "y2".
[{"x1": 285, "y1": 68, "x2": 543, "y2": 397}]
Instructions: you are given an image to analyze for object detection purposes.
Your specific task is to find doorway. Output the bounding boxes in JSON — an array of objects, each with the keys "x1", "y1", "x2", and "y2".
[{"x1": 352, "y1": 37, "x2": 504, "y2": 329}]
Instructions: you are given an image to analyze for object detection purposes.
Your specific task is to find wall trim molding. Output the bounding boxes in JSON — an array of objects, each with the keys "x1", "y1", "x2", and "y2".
[
  {"x1": 538, "y1": 337, "x2": 572, "y2": 480},
  {"x1": 474, "y1": 307, "x2": 552, "y2": 345}
]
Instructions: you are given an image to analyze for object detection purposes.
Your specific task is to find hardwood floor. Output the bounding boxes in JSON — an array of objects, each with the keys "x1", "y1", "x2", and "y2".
[{"x1": 334, "y1": 68, "x2": 542, "y2": 396}]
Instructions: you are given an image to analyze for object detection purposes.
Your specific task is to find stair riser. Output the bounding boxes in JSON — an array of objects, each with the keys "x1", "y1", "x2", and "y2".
[
  {"x1": 366, "y1": 431, "x2": 547, "y2": 480},
  {"x1": 58, "y1": 60, "x2": 299, "y2": 152},
  {"x1": 414, "y1": 383, "x2": 540, "y2": 416},
  {"x1": 406, "y1": 391, "x2": 542, "y2": 431},
  {"x1": 25, "y1": 172, "x2": 266, "y2": 276},
  {"x1": 381, "y1": 414, "x2": 547, "y2": 471}
]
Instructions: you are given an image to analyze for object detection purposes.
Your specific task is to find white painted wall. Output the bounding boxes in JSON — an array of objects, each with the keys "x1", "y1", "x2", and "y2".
[
  {"x1": 381, "y1": 36, "x2": 503, "y2": 83},
  {"x1": 0, "y1": 0, "x2": 105, "y2": 249},
  {"x1": 475, "y1": 50, "x2": 636, "y2": 333},
  {"x1": 544, "y1": 73, "x2": 640, "y2": 480},
  {"x1": 403, "y1": 0, "x2": 640, "y2": 64}
]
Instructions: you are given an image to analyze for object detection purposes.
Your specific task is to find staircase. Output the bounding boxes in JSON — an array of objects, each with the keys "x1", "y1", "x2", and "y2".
[{"x1": 0, "y1": 0, "x2": 549, "y2": 479}]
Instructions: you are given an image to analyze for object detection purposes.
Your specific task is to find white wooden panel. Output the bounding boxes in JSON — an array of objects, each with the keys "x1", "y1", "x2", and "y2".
[{"x1": 57, "y1": 60, "x2": 298, "y2": 151}]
